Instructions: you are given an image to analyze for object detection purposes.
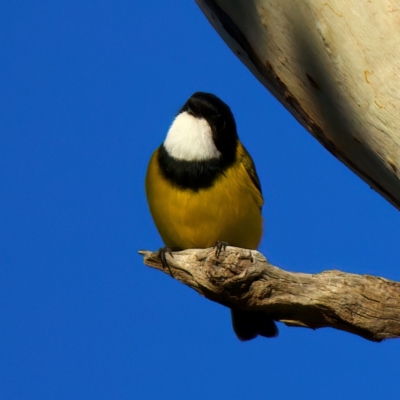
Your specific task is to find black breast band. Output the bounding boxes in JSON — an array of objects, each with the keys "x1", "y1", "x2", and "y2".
[{"x1": 157, "y1": 145, "x2": 235, "y2": 191}]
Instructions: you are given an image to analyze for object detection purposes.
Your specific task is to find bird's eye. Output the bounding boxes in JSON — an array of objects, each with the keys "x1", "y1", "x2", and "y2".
[{"x1": 186, "y1": 107, "x2": 195, "y2": 117}]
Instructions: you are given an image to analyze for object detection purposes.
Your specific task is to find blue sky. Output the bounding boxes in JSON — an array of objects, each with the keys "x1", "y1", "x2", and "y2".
[{"x1": 1, "y1": 1, "x2": 399, "y2": 399}]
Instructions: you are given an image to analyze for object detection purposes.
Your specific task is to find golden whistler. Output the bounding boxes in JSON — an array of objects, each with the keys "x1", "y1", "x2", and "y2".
[{"x1": 146, "y1": 92, "x2": 277, "y2": 341}]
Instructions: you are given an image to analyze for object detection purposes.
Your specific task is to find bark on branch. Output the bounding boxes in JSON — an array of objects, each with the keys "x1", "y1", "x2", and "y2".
[{"x1": 140, "y1": 246, "x2": 400, "y2": 342}]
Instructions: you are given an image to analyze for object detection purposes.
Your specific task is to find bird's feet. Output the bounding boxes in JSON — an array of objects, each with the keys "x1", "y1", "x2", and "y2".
[
  {"x1": 157, "y1": 246, "x2": 176, "y2": 277},
  {"x1": 214, "y1": 241, "x2": 229, "y2": 258}
]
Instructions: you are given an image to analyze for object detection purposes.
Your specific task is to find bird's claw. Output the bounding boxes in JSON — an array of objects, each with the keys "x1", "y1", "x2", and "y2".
[
  {"x1": 214, "y1": 241, "x2": 229, "y2": 258},
  {"x1": 157, "y1": 246, "x2": 175, "y2": 277}
]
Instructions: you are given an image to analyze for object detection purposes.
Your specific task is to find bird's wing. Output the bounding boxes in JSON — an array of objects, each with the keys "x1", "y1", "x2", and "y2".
[
  {"x1": 238, "y1": 143, "x2": 262, "y2": 194},
  {"x1": 237, "y1": 142, "x2": 264, "y2": 208}
]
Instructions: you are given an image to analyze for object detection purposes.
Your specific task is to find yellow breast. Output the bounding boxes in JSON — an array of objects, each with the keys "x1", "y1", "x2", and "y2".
[{"x1": 145, "y1": 146, "x2": 263, "y2": 250}]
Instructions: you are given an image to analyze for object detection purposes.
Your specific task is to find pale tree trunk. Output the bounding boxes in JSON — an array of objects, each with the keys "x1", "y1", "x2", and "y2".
[{"x1": 196, "y1": 0, "x2": 400, "y2": 209}]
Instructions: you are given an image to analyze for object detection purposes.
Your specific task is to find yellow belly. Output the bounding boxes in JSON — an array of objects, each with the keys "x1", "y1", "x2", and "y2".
[{"x1": 145, "y1": 149, "x2": 263, "y2": 250}]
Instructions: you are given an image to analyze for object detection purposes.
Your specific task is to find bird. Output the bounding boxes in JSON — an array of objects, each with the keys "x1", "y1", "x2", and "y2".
[{"x1": 145, "y1": 92, "x2": 278, "y2": 341}]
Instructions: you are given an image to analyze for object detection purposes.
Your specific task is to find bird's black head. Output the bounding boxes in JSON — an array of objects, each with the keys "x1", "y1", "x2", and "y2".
[
  {"x1": 179, "y1": 92, "x2": 238, "y2": 163},
  {"x1": 158, "y1": 92, "x2": 239, "y2": 190}
]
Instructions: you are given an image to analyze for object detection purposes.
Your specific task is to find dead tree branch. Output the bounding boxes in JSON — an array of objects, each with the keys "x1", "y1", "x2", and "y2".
[{"x1": 140, "y1": 246, "x2": 400, "y2": 342}]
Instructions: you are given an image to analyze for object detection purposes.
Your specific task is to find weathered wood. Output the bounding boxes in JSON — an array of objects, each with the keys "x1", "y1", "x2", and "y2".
[
  {"x1": 196, "y1": 0, "x2": 400, "y2": 209},
  {"x1": 140, "y1": 247, "x2": 400, "y2": 341}
]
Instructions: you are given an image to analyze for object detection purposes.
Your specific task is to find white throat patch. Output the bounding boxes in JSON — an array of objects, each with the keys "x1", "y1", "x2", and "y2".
[{"x1": 163, "y1": 112, "x2": 221, "y2": 161}]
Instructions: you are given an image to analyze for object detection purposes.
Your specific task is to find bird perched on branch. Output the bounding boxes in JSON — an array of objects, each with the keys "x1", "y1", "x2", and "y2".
[{"x1": 145, "y1": 92, "x2": 278, "y2": 341}]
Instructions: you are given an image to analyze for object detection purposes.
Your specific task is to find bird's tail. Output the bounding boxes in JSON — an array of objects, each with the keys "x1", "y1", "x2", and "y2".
[{"x1": 231, "y1": 308, "x2": 278, "y2": 341}]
